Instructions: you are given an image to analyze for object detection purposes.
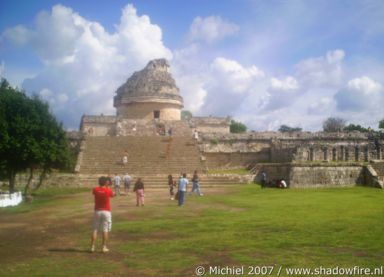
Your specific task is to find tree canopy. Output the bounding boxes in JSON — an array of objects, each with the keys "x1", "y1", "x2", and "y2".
[
  {"x1": 181, "y1": 110, "x2": 192, "y2": 120},
  {"x1": 344, "y1": 124, "x2": 370, "y2": 133},
  {"x1": 230, "y1": 119, "x2": 247, "y2": 133},
  {"x1": 379, "y1": 119, "x2": 384, "y2": 130},
  {"x1": 0, "y1": 79, "x2": 72, "y2": 194},
  {"x1": 322, "y1": 117, "x2": 346, "y2": 132},
  {"x1": 278, "y1": 124, "x2": 302, "y2": 133}
]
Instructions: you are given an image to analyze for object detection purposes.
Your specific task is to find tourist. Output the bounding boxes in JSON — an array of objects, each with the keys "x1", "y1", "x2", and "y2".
[
  {"x1": 122, "y1": 150, "x2": 128, "y2": 166},
  {"x1": 113, "y1": 174, "x2": 121, "y2": 196},
  {"x1": 178, "y1": 173, "x2": 189, "y2": 206},
  {"x1": 168, "y1": 174, "x2": 176, "y2": 200},
  {"x1": 261, "y1": 171, "x2": 267, "y2": 188},
  {"x1": 123, "y1": 173, "x2": 132, "y2": 194},
  {"x1": 280, "y1": 179, "x2": 288, "y2": 188},
  {"x1": 168, "y1": 127, "x2": 173, "y2": 137},
  {"x1": 191, "y1": 170, "x2": 203, "y2": 196},
  {"x1": 91, "y1": 176, "x2": 114, "y2": 253},
  {"x1": 193, "y1": 130, "x2": 199, "y2": 141},
  {"x1": 133, "y1": 178, "x2": 145, "y2": 206}
]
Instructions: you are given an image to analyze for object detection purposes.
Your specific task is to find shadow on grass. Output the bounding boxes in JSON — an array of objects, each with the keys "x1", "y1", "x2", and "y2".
[{"x1": 48, "y1": 248, "x2": 90, "y2": 253}]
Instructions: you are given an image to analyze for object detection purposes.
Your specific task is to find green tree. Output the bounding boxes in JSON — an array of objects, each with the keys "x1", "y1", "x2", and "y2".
[
  {"x1": 379, "y1": 119, "x2": 384, "y2": 130},
  {"x1": 278, "y1": 124, "x2": 302, "y2": 132},
  {"x1": 0, "y1": 78, "x2": 72, "y2": 194},
  {"x1": 344, "y1": 124, "x2": 369, "y2": 132},
  {"x1": 230, "y1": 120, "x2": 247, "y2": 133},
  {"x1": 323, "y1": 117, "x2": 346, "y2": 132},
  {"x1": 181, "y1": 110, "x2": 192, "y2": 120}
]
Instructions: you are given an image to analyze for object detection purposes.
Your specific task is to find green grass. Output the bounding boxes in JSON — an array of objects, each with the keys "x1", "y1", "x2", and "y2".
[
  {"x1": 114, "y1": 186, "x2": 384, "y2": 274},
  {"x1": 1, "y1": 185, "x2": 383, "y2": 276}
]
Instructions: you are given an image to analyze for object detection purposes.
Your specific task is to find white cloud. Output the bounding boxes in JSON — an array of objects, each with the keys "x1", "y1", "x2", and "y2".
[
  {"x1": 270, "y1": 76, "x2": 299, "y2": 91},
  {"x1": 2, "y1": 4, "x2": 171, "y2": 128},
  {"x1": 188, "y1": 16, "x2": 239, "y2": 43},
  {"x1": 198, "y1": 57, "x2": 267, "y2": 116},
  {"x1": 262, "y1": 76, "x2": 300, "y2": 110},
  {"x1": 2, "y1": 25, "x2": 31, "y2": 46},
  {"x1": 307, "y1": 96, "x2": 334, "y2": 115},
  {"x1": 295, "y1": 49, "x2": 345, "y2": 88},
  {"x1": 347, "y1": 76, "x2": 382, "y2": 95},
  {"x1": 335, "y1": 76, "x2": 383, "y2": 111}
]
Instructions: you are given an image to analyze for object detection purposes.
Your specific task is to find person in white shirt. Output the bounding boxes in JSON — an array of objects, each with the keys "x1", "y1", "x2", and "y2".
[
  {"x1": 123, "y1": 173, "x2": 132, "y2": 194},
  {"x1": 177, "y1": 173, "x2": 189, "y2": 206},
  {"x1": 114, "y1": 174, "x2": 121, "y2": 195}
]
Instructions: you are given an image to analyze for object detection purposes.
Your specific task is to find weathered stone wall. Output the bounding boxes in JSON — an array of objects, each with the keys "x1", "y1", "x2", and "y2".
[
  {"x1": 13, "y1": 173, "x2": 82, "y2": 188},
  {"x1": 289, "y1": 164, "x2": 364, "y2": 188},
  {"x1": 116, "y1": 102, "x2": 181, "y2": 121},
  {"x1": 256, "y1": 163, "x2": 364, "y2": 188},
  {"x1": 204, "y1": 152, "x2": 269, "y2": 169},
  {"x1": 81, "y1": 115, "x2": 116, "y2": 136},
  {"x1": 364, "y1": 165, "x2": 384, "y2": 188},
  {"x1": 190, "y1": 117, "x2": 230, "y2": 134},
  {"x1": 200, "y1": 132, "x2": 384, "y2": 169}
]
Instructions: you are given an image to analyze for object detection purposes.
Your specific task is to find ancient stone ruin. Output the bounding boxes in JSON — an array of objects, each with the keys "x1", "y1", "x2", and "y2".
[{"x1": 75, "y1": 59, "x2": 384, "y2": 189}]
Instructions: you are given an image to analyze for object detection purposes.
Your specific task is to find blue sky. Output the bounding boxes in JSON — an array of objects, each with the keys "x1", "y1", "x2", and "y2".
[{"x1": 0, "y1": 0, "x2": 383, "y2": 131}]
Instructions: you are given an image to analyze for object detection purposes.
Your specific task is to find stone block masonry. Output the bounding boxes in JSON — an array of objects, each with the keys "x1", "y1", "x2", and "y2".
[{"x1": 256, "y1": 163, "x2": 365, "y2": 188}]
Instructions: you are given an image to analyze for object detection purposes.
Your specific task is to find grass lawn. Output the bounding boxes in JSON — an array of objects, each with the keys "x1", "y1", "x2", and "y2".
[{"x1": 0, "y1": 185, "x2": 383, "y2": 276}]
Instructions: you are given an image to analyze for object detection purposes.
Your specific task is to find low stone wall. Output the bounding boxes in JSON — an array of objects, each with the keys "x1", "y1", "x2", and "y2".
[
  {"x1": 12, "y1": 173, "x2": 82, "y2": 189},
  {"x1": 289, "y1": 164, "x2": 364, "y2": 188},
  {"x1": 256, "y1": 163, "x2": 366, "y2": 188}
]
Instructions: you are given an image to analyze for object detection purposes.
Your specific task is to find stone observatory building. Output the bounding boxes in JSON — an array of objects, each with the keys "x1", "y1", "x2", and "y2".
[
  {"x1": 114, "y1": 59, "x2": 183, "y2": 121},
  {"x1": 80, "y1": 58, "x2": 230, "y2": 136}
]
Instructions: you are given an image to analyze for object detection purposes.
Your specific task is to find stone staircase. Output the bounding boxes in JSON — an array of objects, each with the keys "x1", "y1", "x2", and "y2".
[
  {"x1": 80, "y1": 136, "x2": 203, "y2": 175},
  {"x1": 77, "y1": 136, "x2": 251, "y2": 188},
  {"x1": 78, "y1": 174, "x2": 245, "y2": 188}
]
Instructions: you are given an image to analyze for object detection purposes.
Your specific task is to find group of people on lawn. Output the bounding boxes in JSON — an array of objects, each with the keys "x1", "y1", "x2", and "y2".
[{"x1": 91, "y1": 170, "x2": 203, "y2": 253}]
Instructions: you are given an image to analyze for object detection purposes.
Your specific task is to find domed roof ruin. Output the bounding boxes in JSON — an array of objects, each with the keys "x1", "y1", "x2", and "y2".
[{"x1": 114, "y1": 59, "x2": 183, "y2": 107}]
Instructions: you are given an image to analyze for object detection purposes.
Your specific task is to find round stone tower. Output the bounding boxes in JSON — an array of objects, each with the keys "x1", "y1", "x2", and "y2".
[{"x1": 114, "y1": 59, "x2": 183, "y2": 121}]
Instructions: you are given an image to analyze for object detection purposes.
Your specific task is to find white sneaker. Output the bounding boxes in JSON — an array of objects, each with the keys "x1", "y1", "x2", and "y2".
[
  {"x1": 90, "y1": 245, "x2": 95, "y2": 253},
  {"x1": 102, "y1": 246, "x2": 109, "y2": 253}
]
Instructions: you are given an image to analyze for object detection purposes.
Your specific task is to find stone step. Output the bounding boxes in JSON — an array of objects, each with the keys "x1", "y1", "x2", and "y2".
[{"x1": 79, "y1": 136, "x2": 204, "y2": 175}]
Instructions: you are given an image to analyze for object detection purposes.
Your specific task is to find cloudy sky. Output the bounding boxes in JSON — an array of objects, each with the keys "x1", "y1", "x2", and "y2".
[{"x1": 1, "y1": 0, "x2": 383, "y2": 131}]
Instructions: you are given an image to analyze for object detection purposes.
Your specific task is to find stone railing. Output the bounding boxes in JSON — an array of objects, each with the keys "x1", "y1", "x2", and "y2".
[{"x1": 365, "y1": 165, "x2": 384, "y2": 189}]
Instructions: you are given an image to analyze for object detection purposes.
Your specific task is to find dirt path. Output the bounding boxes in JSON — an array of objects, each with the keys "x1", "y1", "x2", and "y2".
[{"x1": 0, "y1": 186, "x2": 237, "y2": 270}]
